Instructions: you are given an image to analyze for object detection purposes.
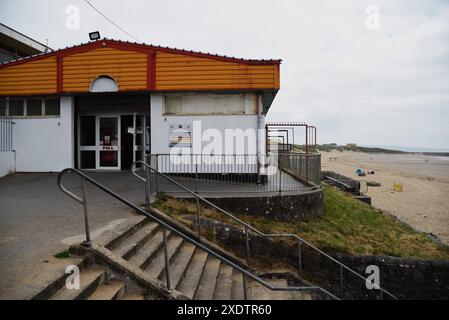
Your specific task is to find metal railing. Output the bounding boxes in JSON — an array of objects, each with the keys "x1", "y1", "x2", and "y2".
[
  {"x1": 143, "y1": 153, "x2": 321, "y2": 197},
  {"x1": 279, "y1": 153, "x2": 321, "y2": 186},
  {"x1": 0, "y1": 116, "x2": 14, "y2": 151},
  {"x1": 57, "y1": 168, "x2": 337, "y2": 300},
  {"x1": 132, "y1": 160, "x2": 397, "y2": 300}
]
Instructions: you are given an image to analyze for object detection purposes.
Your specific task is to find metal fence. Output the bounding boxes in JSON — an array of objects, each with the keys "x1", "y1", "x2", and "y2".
[
  {"x1": 0, "y1": 116, "x2": 14, "y2": 151},
  {"x1": 144, "y1": 153, "x2": 321, "y2": 196},
  {"x1": 279, "y1": 153, "x2": 322, "y2": 186}
]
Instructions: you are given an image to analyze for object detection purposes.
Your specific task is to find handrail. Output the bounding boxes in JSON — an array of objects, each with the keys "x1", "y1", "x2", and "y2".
[
  {"x1": 57, "y1": 168, "x2": 339, "y2": 300},
  {"x1": 132, "y1": 160, "x2": 397, "y2": 300}
]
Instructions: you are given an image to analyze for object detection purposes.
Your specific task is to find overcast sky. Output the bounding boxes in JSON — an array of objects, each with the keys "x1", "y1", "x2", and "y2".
[{"x1": 1, "y1": 0, "x2": 448, "y2": 150}]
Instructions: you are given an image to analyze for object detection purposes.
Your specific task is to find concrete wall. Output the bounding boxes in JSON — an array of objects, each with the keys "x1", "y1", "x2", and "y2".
[
  {"x1": 0, "y1": 151, "x2": 15, "y2": 177},
  {"x1": 14, "y1": 96, "x2": 74, "y2": 172}
]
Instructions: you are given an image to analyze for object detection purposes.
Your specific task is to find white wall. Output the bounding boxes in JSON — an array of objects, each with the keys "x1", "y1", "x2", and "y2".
[
  {"x1": 0, "y1": 151, "x2": 15, "y2": 177},
  {"x1": 151, "y1": 94, "x2": 264, "y2": 155},
  {"x1": 14, "y1": 96, "x2": 74, "y2": 172},
  {"x1": 150, "y1": 94, "x2": 264, "y2": 173}
]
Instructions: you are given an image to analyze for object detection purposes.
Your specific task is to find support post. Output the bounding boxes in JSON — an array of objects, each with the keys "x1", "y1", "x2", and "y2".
[
  {"x1": 162, "y1": 227, "x2": 172, "y2": 291},
  {"x1": 81, "y1": 177, "x2": 91, "y2": 246}
]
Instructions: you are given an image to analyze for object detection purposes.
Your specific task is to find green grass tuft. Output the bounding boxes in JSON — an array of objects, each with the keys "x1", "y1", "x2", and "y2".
[{"x1": 54, "y1": 250, "x2": 70, "y2": 259}]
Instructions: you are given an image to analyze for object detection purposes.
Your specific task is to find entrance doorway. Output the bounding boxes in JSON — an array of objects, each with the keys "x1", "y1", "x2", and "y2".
[{"x1": 78, "y1": 114, "x2": 147, "y2": 170}]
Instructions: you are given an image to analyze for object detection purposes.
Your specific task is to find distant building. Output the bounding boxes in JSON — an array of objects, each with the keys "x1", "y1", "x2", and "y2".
[
  {"x1": 0, "y1": 23, "x2": 51, "y2": 63},
  {"x1": 346, "y1": 143, "x2": 357, "y2": 149}
]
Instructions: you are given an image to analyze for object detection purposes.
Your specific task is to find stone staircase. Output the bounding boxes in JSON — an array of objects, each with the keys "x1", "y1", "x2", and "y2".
[
  {"x1": 31, "y1": 258, "x2": 145, "y2": 300},
  {"x1": 32, "y1": 214, "x2": 318, "y2": 300},
  {"x1": 92, "y1": 215, "x2": 314, "y2": 300},
  {"x1": 50, "y1": 265, "x2": 143, "y2": 300}
]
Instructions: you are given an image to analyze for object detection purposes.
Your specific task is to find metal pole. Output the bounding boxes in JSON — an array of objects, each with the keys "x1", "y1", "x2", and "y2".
[
  {"x1": 162, "y1": 227, "x2": 172, "y2": 291},
  {"x1": 144, "y1": 164, "x2": 149, "y2": 206},
  {"x1": 298, "y1": 241, "x2": 302, "y2": 284},
  {"x1": 245, "y1": 225, "x2": 250, "y2": 266},
  {"x1": 278, "y1": 158, "x2": 282, "y2": 196},
  {"x1": 81, "y1": 177, "x2": 91, "y2": 246},
  {"x1": 195, "y1": 162, "x2": 201, "y2": 239},
  {"x1": 243, "y1": 274, "x2": 248, "y2": 300},
  {"x1": 340, "y1": 265, "x2": 344, "y2": 298}
]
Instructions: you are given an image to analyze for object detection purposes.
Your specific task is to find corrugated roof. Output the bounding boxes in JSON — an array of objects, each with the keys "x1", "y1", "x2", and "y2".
[{"x1": 0, "y1": 38, "x2": 282, "y2": 67}]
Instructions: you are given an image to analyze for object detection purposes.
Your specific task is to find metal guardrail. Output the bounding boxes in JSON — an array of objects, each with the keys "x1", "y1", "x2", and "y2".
[
  {"x1": 132, "y1": 160, "x2": 397, "y2": 300},
  {"x1": 279, "y1": 153, "x2": 321, "y2": 186},
  {"x1": 143, "y1": 153, "x2": 321, "y2": 196},
  {"x1": 57, "y1": 168, "x2": 338, "y2": 300},
  {"x1": 0, "y1": 116, "x2": 14, "y2": 151}
]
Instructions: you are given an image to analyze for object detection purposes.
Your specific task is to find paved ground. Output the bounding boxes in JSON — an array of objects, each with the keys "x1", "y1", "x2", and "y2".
[
  {"x1": 0, "y1": 170, "x2": 312, "y2": 299},
  {"x1": 157, "y1": 170, "x2": 311, "y2": 198},
  {"x1": 0, "y1": 171, "x2": 146, "y2": 299}
]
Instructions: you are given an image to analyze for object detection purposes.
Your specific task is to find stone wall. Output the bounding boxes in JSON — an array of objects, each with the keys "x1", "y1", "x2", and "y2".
[
  {"x1": 199, "y1": 188, "x2": 323, "y2": 222},
  {"x1": 185, "y1": 216, "x2": 449, "y2": 300}
]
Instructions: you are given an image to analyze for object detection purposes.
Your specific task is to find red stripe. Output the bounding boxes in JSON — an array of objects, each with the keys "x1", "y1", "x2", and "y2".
[{"x1": 0, "y1": 39, "x2": 281, "y2": 70}]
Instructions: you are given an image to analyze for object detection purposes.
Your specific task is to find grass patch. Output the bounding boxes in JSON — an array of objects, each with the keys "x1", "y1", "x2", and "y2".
[
  {"x1": 54, "y1": 250, "x2": 70, "y2": 259},
  {"x1": 154, "y1": 187, "x2": 449, "y2": 260}
]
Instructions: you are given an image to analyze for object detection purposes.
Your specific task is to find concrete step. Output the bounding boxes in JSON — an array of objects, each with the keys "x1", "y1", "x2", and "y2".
[
  {"x1": 88, "y1": 279, "x2": 125, "y2": 300},
  {"x1": 194, "y1": 256, "x2": 221, "y2": 300},
  {"x1": 120, "y1": 292, "x2": 144, "y2": 300},
  {"x1": 51, "y1": 265, "x2": 106, "y2": 300},
  {"x1": 213, "y1": 263, "x2": 234, "y2": 300},
  {"x1": 231, "y1": 269, "x2": 245, "y2": 300},
  {"x1": 248, "y1": 278, "x2": 313, "y2": 300},
  {"x1": 144, "y1": 235, "x2": 184, "y2": 279},
  {"x1": 111, "y1": 222, "x2": 159, "y2": 260},
  {"x1": 176, "y1": 249, "x2": 208, "y2": 300},
  {"x1": 128, "y1": 229, "x2": 171, "y2": 269},
  {"x1": 97, "y1": 215, "x2": 148, "y2": 249},
  {"x1": 30, "y1": 257, "x2": 88, "y2": 300},
  {"x1": 159, "y1": 241, "x2": 196, "y2": 289}
]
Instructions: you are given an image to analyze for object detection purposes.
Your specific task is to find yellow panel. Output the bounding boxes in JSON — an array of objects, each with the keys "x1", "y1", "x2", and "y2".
[
  {"x1": 0, "y1": 56, "x2": 57, "y2": 95},
  {"x1": 155, "y1": 51, "x2": 278, "y2": 90},
  {"x1": 62, "y1": 47, "x2": 148, "y2": 92}
]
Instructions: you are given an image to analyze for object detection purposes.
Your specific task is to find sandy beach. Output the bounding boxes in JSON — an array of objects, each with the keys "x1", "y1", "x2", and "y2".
[{"x1": 321, "y1": 151, "x2": 449, "y2": 245}]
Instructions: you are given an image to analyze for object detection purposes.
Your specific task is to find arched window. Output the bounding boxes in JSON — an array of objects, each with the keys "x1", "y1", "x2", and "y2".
[{"x1": 90, "y1": 75, "x2": 119, "y2": 92}]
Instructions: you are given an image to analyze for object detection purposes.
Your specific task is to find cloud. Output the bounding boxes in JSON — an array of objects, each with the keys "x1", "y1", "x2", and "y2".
[{"x1": 1, "y1": 0, "x2": 448, "y2": 149}]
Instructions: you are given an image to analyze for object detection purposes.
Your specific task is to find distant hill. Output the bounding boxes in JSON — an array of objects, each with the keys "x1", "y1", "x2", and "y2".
[{"x1": 302, "y1": 144, "x2": 449, "y2": 156}]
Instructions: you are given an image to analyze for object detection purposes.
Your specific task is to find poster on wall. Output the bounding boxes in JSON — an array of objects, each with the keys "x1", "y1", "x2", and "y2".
[{"x1": 169, "y1": 124, "x2": 192, "y2": 148}]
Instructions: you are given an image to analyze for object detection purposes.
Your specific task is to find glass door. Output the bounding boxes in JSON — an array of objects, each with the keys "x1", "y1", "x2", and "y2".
[
  {"x1": 79, "y1": 116, "x2": 96, "y2": 169},
  {"x1": 98, "y1": 116, "x2": 120, "y2": 170}
]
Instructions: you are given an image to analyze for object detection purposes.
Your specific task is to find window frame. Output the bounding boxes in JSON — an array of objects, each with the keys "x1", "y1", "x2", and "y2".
[
  {"x1": 26, "y1": 98, "x2": 44, "y2": 117},
  {"x1": 0, "y1": 98, "x2": 6, "y2": 116},
  {"x1": 0, "y1": 96, "x2": 61, "y2": 118},
  {"x1": 8, "y1": 98, "x2": 25, "y2": 117},
  {"x1": 44, "y1": 97, "x2": 61, "y2": 117}
]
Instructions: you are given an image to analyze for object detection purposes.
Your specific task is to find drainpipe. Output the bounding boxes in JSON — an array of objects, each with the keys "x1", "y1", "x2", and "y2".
[{"x1": 257, "y1": 94, "x2": 263, "y2": 182}]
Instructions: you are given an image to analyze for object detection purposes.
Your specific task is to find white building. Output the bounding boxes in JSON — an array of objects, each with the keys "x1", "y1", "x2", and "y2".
[{"x1": 0, "y1": 39, "x2": 280, "y2": 175}]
